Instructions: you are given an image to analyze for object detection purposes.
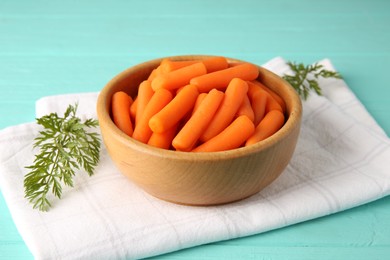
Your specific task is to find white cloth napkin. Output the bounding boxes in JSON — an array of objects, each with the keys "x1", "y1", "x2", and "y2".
[{"x1": 1, "y1": 57, "x2": 389, "y2": 260}]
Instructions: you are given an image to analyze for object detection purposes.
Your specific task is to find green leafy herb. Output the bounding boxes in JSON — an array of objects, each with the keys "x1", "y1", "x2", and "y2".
[
  {"x1": 283, "y1": 61, "x2": 343, "y2": 100},
  {"x1": 24, "y1": 103, "x2": 101, "y2": 211}
]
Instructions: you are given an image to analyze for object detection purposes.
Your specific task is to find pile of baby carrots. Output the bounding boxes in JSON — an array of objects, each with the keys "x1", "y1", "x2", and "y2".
[{"x1": 111, "y1": 56, "x2": 286, "y2": 152}]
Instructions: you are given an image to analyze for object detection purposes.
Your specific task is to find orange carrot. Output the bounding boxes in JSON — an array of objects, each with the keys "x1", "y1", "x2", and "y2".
[
  {"x1": 190, "y1": 63, "x2": 259, "y2": 93},
  {"x1": 111, "y1": 91, "x2": 134, "y2": 136},
  {"x1": 265, "y1": 94, "x2": 283, "y2": 113},
  {"x1": 175, "y1": 86, "x2": 185, "y2": 95},
  {"x1": 149, "y1": 84, "x2": 199, "y2": 133},
  {"x1": 130, "y1": 96, "x2": 138, "y2": 120},
  {"x1": 228, "y1": 62, "x2": 244, "y2": 67},
  {"x1": 160, "y1": 59, "x2": 198, "y2": 73},
  {"x1": 172, "y1": 89, "x2": 224, "y2": 151},
  {"x1": 180, "y1": 92, "x2": 207, "y2": 125},
  {"x1": 132, "y1": 89, "x2": 173, "y2": 143},
  {"x1": 192, "y1": 116, "x2": 255, "y2": 152},
  {"x1": 250, "y1": 90, "x2": 267, "y2": 126},
  {"x1": 245, "y1": 110, "x2": 285, "y2": 146},
  {"x1": 160, "y1": 56, "x2": 228, "y2": 74},
  {"x1": 201, "y1": 56, "x2": 228, "y2": 73},
  {"x1": 247, "y1": 81, "x2": 282, "y2": 124},
  {"x1": 247, "y1": 80, "x2": 264, "y2": 98},
  {"x1": 192, "y1": 93, "x2": 207, "y2": 114},
  {"x1": 148, "y1": 124, "x2": 178, "y2": 149},
  {"x1": 151, "y1": 62, "x2": 207, "y2": 91},
  {"x1": 200, "y1": 78, "x2": 248, "y2": 142},
  {"x1": 147, "y1": 68, "x2": 158, "y2": 81},
  {"x1": 250, "y1": 80, "x2": 286, "y2": 113},
  {"x1": 135, "y1": 80, "x2": 154, "y2": 125},
  {"x1": 236, "y1": 95, "x2": 255, "y2": 122},
  {"x1": 147, "y1": 65, "x2": 166, "y2": 81}
]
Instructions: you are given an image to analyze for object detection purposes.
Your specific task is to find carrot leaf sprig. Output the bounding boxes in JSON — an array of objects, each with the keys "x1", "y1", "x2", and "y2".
[
  {"x1": 283, "y1": 61, "x2": 343, "y2": 100},
  {"x1": 24, "y1": 103, "x2": 101, "y2": 211}
]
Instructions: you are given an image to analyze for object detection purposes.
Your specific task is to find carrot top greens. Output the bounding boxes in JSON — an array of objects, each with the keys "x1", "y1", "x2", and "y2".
[
  {"x1": 283, "y1": 61, "x2": 343, "y2": 100},
  {"x1": 24, "y1": 103, "x2": 101, "y2": 211}
]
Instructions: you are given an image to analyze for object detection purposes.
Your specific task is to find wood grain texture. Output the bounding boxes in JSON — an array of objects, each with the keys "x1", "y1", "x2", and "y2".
[{"x1": 0, "y1": 0, "x2": 389, "y2": 259}]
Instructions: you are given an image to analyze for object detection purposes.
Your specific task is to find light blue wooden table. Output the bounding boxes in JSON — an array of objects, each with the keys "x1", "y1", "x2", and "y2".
[{"x1": 1, "y1": 0, "x2": 389, "y2": 259}]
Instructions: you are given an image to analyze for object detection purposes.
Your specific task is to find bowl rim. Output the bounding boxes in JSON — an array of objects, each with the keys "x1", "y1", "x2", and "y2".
[{"x1": 97, "y1": 55, "x2": 302, "y2": 162}]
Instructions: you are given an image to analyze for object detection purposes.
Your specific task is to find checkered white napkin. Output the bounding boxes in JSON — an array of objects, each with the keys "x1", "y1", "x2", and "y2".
[{"x1": 0, "y1": 57, "x2": 389, "y2": 259}]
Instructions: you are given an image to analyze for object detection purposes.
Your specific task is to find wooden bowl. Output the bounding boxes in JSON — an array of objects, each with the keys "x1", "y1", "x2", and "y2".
[{"x1": 96, "y1": 55, "x2": 302, "y2": 205}]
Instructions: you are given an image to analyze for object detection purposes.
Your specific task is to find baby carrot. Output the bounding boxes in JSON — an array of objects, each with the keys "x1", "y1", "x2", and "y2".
[
  {"x1": 151, "y1": 62, "x2": 207, "y2": 91},
  {"x1": 250, "y1": 80, "x2": 286, "y2": 113},
  {"x1": 160, "y1": 56, "x2": 228, "y2": 74},
  {"x1": 148, "y1": 124, "x2": 178, "y2": 150},
  {"x1": 172, "y1": 89, "x2": 224, "y2": 151},
  {"x1": 192, "y1": 93, "x2": 207, "y2": 114},
  {"x1": 135, "y1": 80, "x2": 155, "y2": 125},
  {"x1": 236, "y1": 95, "x2": 255, "y2": 122},
  {"x1": 111, "y1": 91, "x2": 134, "y2": 136},
  {"x1": 147, "y1": 68, "x2": 158, "y2": 81},
  {"x1": 180, "y1": 92, "x2": 207, "y2": 125},
  {"x1": 247, "y1": 80, "x2": 263, "y2": 98},
  {"x1": 265, "y1": 94, "x2": 283, "y2": 114},
  {"x1": 132, "y1": 89, "x2": 173, "y2": 143},
  {"x1": 160, "y1": 59, "x2": 198, "y2": 74},
  {"x1": 228, "y1": 62, "x2": 244, "y2": 67},
  {"x1": 201, "y1": 56, "x2": 229, "y2": 73},
  {"x1": 190, "y1": 63, "x2": 259, "y2": 93},
  {"x1": 200, "y1": 78, "x2": 248, "y2": 142},
  {"x1": 247, "y1": 81, "x2": 282, "y2": 124},
  {"x1": 130, "y1": 96, "x2": 138, "y2": 120},
  {"x1": 245, "y1": 110, "x2": 285, "y2": 146},
  {"x1": 192, "y1": 115, "x2": 255, "y2": 152},
  {"x1": 250, "y1": 90, "x2": 267, "y2": 126},
  {"x1": 149, "y1": 84, "x2": 199, "y2": 133},
  {"x1": 147, "y1": 65, "x2": 166, "y2": 81}
]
